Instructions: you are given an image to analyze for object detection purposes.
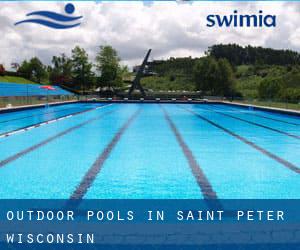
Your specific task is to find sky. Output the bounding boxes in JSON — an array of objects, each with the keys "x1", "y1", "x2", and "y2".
[{"x1": 0, "y1": 1, "x2": 300, "y2": 70}]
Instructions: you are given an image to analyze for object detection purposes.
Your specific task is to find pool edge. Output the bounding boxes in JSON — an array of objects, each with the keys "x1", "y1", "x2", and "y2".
[
  {"x1": 0, "y1": 100, "x2": 79, "y2": 114},
  {"x1": 1, "y1": 99, "x2": 299, "y2": 117},
  {"x1": 222, "y1": 101, "x2": 300, "y2": 117}
]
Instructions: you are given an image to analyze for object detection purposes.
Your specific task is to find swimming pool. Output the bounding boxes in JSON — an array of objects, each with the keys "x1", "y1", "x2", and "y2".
[{"x1": 0, "y1": 103, "x2": 298, "y2": 199}]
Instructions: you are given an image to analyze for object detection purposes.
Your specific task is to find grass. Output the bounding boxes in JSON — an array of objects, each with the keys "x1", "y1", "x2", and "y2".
[
  {"x1": 0, "y1": 76, "x2": 37, "y2": 84},
  {"x1": 141, "y1": 75, "x2": 195, "y2": 91}
]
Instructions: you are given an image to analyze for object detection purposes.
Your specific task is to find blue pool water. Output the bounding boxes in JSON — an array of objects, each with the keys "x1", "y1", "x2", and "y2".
[
  {"x1": 0, "y1": 103, "x2": 298, "y2": 199},
  {"x1": 0, "y1": 103, "x2": 103, "y2": 136}
]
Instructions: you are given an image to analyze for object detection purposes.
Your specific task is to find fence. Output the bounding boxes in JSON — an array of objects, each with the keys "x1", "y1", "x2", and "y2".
[
  {"x1": 231, "y1": 97, "x2": 300, "y2": 111},
  {"x1": 0, "y1": 82, "x2": 77, "y2": 108}
]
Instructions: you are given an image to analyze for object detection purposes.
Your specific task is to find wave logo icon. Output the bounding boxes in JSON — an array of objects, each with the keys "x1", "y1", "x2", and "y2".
[{"x1": 15, "y1": 3, "x2": 82, "y2": 29}]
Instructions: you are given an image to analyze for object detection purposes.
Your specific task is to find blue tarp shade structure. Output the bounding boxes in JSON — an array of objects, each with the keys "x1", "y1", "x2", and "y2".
[{"x1": 0, "y1": 82, "x2": 73, "y2": 97}]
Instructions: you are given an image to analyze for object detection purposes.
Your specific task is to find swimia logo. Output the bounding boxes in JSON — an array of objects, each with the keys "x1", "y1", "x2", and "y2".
[
  {"x1": 206, "y1": 10, "x2": 276, "y2": 28},
  {"x1": 15, "y1": 3, "x2": 82, "y2": 29}
]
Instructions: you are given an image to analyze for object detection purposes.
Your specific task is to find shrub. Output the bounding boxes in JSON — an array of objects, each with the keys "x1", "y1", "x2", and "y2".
[
  {"x1": 193, "y1": 57, "x2": 235, "y2": 96},
  {"x1": 258, "y1": 78, "x2": 283, "y2": 99},
  {"x1": 169, "y1": 75, "x2": 176, "y2": 82},
  {"x1": 279, "y1": 88, "x2": 300, "y2": 103}
]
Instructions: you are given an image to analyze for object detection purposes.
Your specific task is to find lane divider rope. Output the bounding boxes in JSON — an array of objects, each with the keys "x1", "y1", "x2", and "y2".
[
  {"x1": 0, "y1": 104, "x2": 112, "y2": 139},
  {"x1": 0, "y1": 106, "x2": 116, "y2": 168}
]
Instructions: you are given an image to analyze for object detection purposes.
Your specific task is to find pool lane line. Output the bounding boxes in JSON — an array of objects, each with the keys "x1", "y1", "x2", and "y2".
[
  {"x1": 0, "y1": 104, "x2": 92, "y2": 124},
  {"x1": 0, "y1": 104, "x2": 106, "y2": 138},
  {"x1": 0, "y1": 108, "x2": 116, "y2": 168},
  {"x1": 251, "y1": 113, "x2": 300, "y2": 126},
  {"x1": 179, "y1": 106, "x2": 300, "y2": 174},
  {"x1": 0, "y1": 104, "x2": 112, "y2": 139},
  {"x1": 160, "y1": 105, "x2": 218, "y2": 200},
  {"x1": 202, "y1": 106, "x2": 300, "y2": 140},
  {"x1": 70, "y1": 108, "x2": 141, "y2": 200},
  {"x1": 213, "y1": 105, "x2": 300, "y2": 126}
]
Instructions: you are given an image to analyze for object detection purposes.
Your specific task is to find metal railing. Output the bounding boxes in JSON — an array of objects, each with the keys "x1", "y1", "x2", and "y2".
[
  {"x1": 1, "y1": 94, "x2": 299, "y2": 112},
  {"x1": 0, "y1": 95, "x2": 78, "y2": 109},
  {"x1": 230, "y1": 97, "x2": 300, "y2": 111}
]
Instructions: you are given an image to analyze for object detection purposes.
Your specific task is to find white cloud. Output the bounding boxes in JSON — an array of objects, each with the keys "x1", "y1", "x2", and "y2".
[{"x1": 0, "y1": 1, "x2": 300, "y2": 70}]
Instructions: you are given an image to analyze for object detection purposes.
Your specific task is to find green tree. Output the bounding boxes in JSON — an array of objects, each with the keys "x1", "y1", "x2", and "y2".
[
  {"x1": 71, "y1": 46, "x2": 94, "y2": 91},
  {"x1": 208, "y1": 44, "x2": 300, "y2": 66},
  {"x1": 95, "y1": 45, "x2": 122, "y2": 88},
  {"x1": 215, "y1": 58, "x2": 235, "y2": 96},
  {"x1": 193, "y1": 57, "x2": 218, "y2": 94},
  {"x1": 29, "y1": 57, "x2": 47, "y2": 83},
  {"x1": 18, "y1": 60, "x2": 32, "y2": 79},
  {"x1": 194, "y1": 57, "x2": 235, "y2": 96},
  {"x1": 50, "y1": 54, "x2": 73, "y2": 85},
  {"x1": 18, "y1": 58, "x2": 47, "y2": 83},
  {"x1": 258, "y1": 78, "x2": 283, "y2": 99},
  {"x1": 280, "y1": 88, "x2": 300, "y2": 102}
]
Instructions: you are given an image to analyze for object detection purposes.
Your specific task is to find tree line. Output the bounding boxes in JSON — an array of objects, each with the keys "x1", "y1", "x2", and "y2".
[
  {"x1": 7, "y1": 45, "x2": 127, "y2": 92},
  {"x1": 208, "y1": 44, "x2": 300, "y2": 66},
  {"x1": 1, "y1": 43, "x2": 299, "y2": 101},
  {"x1": 148, "y1": 56, "x2": 235, "y2": 96},
  {"x1": 257, "y1": 67, "x2": 300, "y2": 102},
  {"x1": 147, "y1": 44, "x2": 300, "y2": 101}
]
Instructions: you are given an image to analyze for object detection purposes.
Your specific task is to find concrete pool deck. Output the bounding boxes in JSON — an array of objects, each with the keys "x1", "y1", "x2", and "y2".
[
  {"x1": 0, "y1": 100, "x2": 78, "y2": 114},
  {"x1": 223, "y1": 101, "x2": 300, "y2": 117},
  {"x1": 0, "y1": 99, "x2": 299, "y2": 117}
]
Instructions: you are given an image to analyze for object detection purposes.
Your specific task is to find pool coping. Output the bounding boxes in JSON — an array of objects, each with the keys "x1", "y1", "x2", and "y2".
[
  {"x1": 0, "y1": 99, "x2": 299, "y2": 117},
  {"x1": 222, "y1": 101, "x2": 300, "y2": 117},
  {"x1": 80, "y1": 100, "x2": 300, "y2": 117},
  {"x1": 0, "y1": 100, "x2": 78, "y2": 114}
]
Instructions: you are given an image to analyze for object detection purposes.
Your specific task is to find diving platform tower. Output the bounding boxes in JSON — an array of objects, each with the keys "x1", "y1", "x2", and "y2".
[{"x1": 128, "y1": 49, "x2": 152, "y2": 98}]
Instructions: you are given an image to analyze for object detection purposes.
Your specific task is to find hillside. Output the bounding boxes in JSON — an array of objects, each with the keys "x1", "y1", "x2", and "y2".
[
  {"x1": 0, "y1": 76, "x2": 37, "y2": 84},
  {"x1": 235, "y1": 64, "x2": 300, "y2": 102},
  {"x1": 141, "y1": 45, "x2": 300, "y2": 105},
  {"x1": 143, "y1": 57, "x2": 197, "y2": 91},
  {"x1": 141, "y1": 75, "x2": 195, "y2": 91}
]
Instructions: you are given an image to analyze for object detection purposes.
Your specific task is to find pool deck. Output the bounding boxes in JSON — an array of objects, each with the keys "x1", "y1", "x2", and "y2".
[
  {"x1": 82, "y1": 99, "x2": 300, "y2": 116},
  {"x1": 0, "y1": 100, "x2": 78, "y2": 114},
  {"x1": 223, "y1": 101, "x2": 300, "y2": 117},
  {"x1": 0, "y1": 99, "x2": 299, "y2": 117}
]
